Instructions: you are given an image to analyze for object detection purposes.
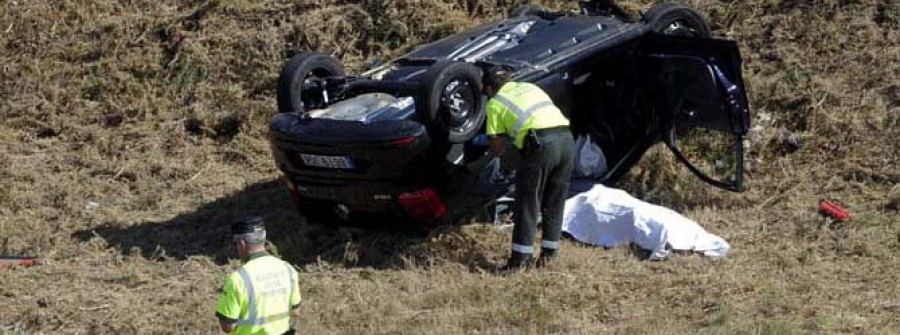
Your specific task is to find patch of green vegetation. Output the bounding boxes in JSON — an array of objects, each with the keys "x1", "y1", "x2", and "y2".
[
  {"x1": 82, "y1": 65, "x2": 103, "y2": 101},
  {"x1": 704, "y1": 304, "x2": 733, "y2": 327},
  {"x1": 170, "y1": 59, "x2": 206, "y2": 93},
  {"x1": 849, "y1": 211, "x2": 891, "y2": 229},
  {"x1": 783, "y1": 62, "x2": 809, "y2": 87},
  {"x1": 755, "y1": 320, "x2": 801, "y2": 335},
  {"x1": 875, "y1": 3, "x2": 899, "y2": 27},
  {"x1": 502, "y1": 287, "x2": 557, "y2": 331},
  {"x1": 103, "y1": 272, "x2": 149, "y2": 288},
  {"x1": 815, "y1": 312, "x2": 873, "y2": 334}
]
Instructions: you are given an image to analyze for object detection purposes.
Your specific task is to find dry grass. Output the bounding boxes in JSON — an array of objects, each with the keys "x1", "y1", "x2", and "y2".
[{"x1": 1, "y1": 0, "x2": 898, "y2": 333}]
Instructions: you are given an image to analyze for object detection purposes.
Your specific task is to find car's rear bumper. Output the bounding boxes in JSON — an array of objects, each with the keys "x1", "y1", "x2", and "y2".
[
  {"x1": 283, "y1": 175, "x2": 448, "y2": 223},
  {"x1": 285, "y1": 174, "x2": 415, "y2": 212}
]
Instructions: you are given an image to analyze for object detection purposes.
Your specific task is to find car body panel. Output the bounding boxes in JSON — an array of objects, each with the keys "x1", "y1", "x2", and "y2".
[{"x1": 639, "y1": 35, "x2": 750, "y2": 191}]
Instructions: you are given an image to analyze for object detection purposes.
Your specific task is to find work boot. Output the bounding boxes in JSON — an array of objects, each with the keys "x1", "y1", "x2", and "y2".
[
  {"x1": 536, "y1": 249, "x2": 558, "y2": 268},
  {"x1": 496, "y1": 251, "x2": 534, "y2": 275}
]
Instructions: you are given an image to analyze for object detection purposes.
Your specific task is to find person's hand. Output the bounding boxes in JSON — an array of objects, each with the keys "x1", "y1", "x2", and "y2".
[{"x1": 489, "y1": 136, "x2": 507, "y2": 156}]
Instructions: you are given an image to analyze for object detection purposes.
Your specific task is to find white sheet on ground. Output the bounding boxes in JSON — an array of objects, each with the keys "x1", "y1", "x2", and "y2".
[{"x1": 562, "y1": 184, "x2": 730, "y2": 260}]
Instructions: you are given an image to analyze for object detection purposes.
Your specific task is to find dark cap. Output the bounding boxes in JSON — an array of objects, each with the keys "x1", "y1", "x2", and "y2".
[
  {"x1": 231, "y1": 216, "x2": 266, "y2": 235},
  {"x1": 482, "y1": 65, "x2": 514, "y2": 89}
]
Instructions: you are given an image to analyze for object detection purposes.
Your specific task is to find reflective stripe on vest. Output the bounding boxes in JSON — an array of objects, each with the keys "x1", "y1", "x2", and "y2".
[
  {"x1": 283, "y1": 261, "x2": 296, "y2": 308},
  {"x1": 236, "y1": 267, "x2": 292, "y2": 327},
  {"x1": 491, "y1": 94, "x2": 555, "y2": 136}
]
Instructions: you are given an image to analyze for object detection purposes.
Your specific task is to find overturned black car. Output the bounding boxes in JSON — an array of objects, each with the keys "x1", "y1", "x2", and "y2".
[{"x1": 268, "y1": 2, "x2": 751, "y2": 225}]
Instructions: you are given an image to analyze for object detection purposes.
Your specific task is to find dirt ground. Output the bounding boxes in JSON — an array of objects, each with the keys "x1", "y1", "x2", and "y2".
[{"x1": 1, "y1": 0, "x2": 898, "y2": 334}]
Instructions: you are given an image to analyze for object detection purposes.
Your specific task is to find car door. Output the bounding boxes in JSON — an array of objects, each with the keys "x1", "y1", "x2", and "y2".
[{"x1": 639, "y1": 34, "x2": 751, "y2": 191}]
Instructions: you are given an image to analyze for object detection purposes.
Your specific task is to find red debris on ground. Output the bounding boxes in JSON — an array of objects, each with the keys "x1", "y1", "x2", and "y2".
[
  {"x1": 0, "y1": 257, "x2": 41, "y2": 269},
  {"x1": 818, "y1": 199, "x2": 851, "y2": 222}
]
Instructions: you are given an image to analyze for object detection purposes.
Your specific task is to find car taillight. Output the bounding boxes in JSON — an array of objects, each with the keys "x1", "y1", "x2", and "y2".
[
  {"x1": 397, "y1": 188, "x2": 446, "y2": 222},
  {"x1": 284, "y1": 178, "x2": 302, "y2": 211},
  {"x1": 390, "y1": 136, "x2": 417, "y2": 146}
]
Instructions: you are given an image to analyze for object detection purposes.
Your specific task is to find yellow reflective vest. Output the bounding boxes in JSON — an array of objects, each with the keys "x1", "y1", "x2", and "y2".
[
  {"x1": 485, "y1": 82, "x2": 569, "y2": 149},
  {"x1": 217, "y1": 253, "x2": 301, "y2": 335}
]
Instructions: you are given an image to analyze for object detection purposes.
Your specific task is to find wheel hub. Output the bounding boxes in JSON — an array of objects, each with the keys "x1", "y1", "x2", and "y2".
[
  {"x1": 663, "y1": 20, "x2": 698, "y2": 37},
  {"x1": 299, "y1": 69, "x2": 334, "y2": 110},
  {"x1": 441, "y1": 79, "x2": 476, "y2": 131}
]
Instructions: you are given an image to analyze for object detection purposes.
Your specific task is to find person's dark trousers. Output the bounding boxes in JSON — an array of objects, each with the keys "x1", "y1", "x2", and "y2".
[{"x1": 511, "y1": 127, "x2": 574, "y2": 261}]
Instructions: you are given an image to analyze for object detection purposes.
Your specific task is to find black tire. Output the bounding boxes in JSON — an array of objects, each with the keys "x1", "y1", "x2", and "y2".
[
  {"x1": 276, "y1": 52, "x2": 345, "y2": 113},
  {"x1": 643, "y1": 3, "x2": 711, "y2": 38},
  {"x1": 510, "y1": 4, "x2": 547, "y2": 17},
  {"x1": 417, "y1": 61, "x2": 485, "y2": 144}
]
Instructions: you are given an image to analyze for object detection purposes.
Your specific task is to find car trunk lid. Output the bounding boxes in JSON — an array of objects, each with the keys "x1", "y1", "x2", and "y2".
[{"x1": 269, "y1": 91, "x2": 436, "y2": 187}]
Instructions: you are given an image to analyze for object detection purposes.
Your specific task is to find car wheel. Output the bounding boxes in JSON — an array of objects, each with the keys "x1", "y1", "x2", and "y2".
[
  {"x1": 276, "y1": 52, "x2": 345, "y2": 113},
  {"x1": 509, "y1": 4, "x2": 547, "y2": 17},
  {"x1": 643, "y1": 3, "x2": 711, "y2": 38},
  {"x1": 418, "y1": 61, "x2": 485, "y2": 144}
]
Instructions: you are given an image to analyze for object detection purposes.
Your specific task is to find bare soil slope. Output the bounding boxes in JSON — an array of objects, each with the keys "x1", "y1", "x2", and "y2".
[{"x1": 1, "y1": 0, "x2": 898, "y2": 333}]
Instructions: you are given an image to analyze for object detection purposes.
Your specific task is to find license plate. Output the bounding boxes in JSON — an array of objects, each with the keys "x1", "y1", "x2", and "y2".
[{"x1": 299, "y1": 154, "x2": 354, "y2": 169}]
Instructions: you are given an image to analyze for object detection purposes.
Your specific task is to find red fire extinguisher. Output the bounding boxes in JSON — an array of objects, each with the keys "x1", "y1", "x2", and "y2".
[{"x1": 818, "y1": 199, "x2": 851, "y2": 222}]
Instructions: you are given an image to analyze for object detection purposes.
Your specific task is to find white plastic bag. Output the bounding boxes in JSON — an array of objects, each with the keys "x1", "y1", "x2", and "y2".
[
  {"x1": 572, "y1": 135, "x2": 586, "y2": 174},
  {"x1": 574, "y1": 135, "x2": 607, "y2": 178}
]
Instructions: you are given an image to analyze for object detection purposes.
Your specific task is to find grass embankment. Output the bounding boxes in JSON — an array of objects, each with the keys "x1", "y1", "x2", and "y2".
[{"x1": 1, "y1": 0, "x2": 898, "y2": 333}]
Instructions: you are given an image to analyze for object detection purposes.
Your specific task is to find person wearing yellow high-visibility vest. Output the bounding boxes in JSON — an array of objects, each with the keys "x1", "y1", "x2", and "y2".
[
  {"x1": 482, "y1": 66, "x2": 574, "y2": 273},
  {"x1": 216, "y1": 217, "x2": 301, "y2": 334}
]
